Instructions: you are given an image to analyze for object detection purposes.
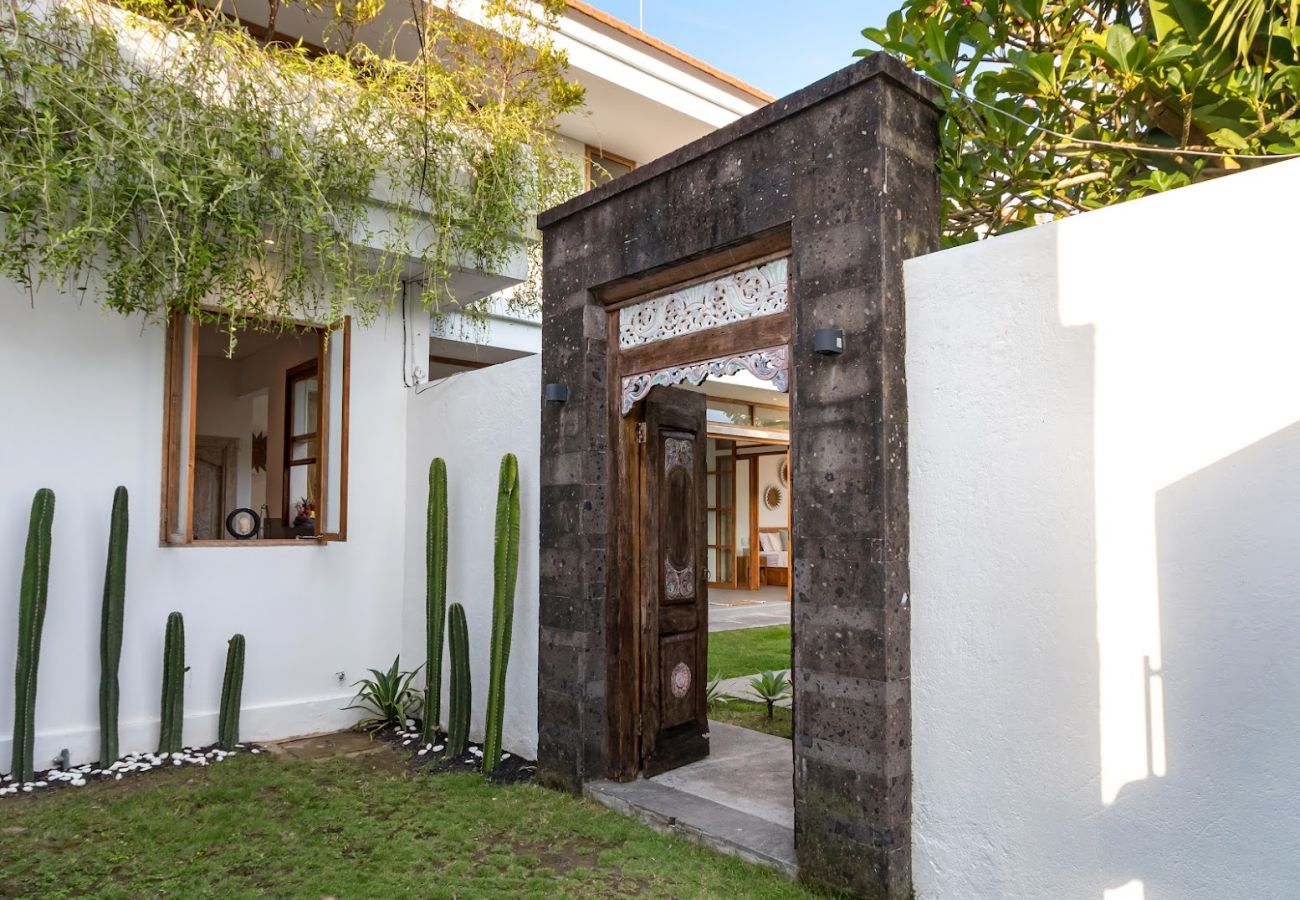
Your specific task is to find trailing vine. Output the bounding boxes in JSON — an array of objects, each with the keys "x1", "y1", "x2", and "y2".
[{"x1": 0, "y1": 0, "x2": 583, "y2": 328}]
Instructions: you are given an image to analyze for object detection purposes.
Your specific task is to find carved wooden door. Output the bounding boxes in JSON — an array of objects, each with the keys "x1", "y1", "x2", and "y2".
[{"x1": 639, "y1": 386, "x2": 709, "y2": 775}]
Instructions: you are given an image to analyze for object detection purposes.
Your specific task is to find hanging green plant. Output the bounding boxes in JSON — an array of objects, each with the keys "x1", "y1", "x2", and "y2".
[{"x1": 0, "y1": 0, "x2": 583, "y2": 329}]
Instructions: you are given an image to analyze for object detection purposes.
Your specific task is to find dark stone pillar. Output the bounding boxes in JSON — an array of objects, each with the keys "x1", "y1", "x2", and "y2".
[
  {"x1": 537, "y1": 55, "x2": 940, "y2": 897},
  {"x1": 789, "y1": 74, "x2": 941, "y2": 899}
]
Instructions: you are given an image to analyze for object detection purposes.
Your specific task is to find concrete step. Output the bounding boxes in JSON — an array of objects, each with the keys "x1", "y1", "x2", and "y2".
[{"x1": 585, "y1": 777, "x2": 796, "y2": 878}]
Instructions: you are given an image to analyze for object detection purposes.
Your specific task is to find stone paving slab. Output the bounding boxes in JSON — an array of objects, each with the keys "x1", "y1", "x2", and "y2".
[
  {"x1": 652, "y1": 722, "x2": 793, "y2": 828},
  {"x1": 269, "y1": 730, "x2": 385, "y2": 760},
  {"x1": 583, "y1": 722, "x2": 796, "y2": 877},
  {"x1": 585, "y1": 778, "x2": 796, "y2": 877}
]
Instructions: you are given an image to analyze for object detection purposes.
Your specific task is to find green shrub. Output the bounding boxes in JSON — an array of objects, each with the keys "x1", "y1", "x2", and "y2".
[{"x1": 345, "y1": 657, "x2": 423, "y2": 734}]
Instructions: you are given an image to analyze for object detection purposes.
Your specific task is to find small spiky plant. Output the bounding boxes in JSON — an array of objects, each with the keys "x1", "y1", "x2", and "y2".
[{"x1": 748, "y1": 670, "x2": 792, "y2": 720}]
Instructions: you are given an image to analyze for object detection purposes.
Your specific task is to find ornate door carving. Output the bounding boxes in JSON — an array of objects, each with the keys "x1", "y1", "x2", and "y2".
[{"x1": 638, "y1": 386, "x2": 709, "y2": 775}]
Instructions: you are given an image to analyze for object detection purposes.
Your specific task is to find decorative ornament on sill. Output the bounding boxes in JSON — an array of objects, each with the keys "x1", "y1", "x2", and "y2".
[
  {"x1": 619, "y1": 257, "x2": 789, "y2": 349},
  {"x1": 621, "y1": 345, "x2": 789, "y2": 415}
]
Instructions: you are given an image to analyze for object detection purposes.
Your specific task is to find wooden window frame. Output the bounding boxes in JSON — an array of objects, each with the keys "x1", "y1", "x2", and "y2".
[
  {"x1": 159, "y1": 312, "x2": 350, "y2": 547},
  {"x1": 282, "y1": 358, "x2": 322, "y2": 536},
  {"x1": 584, "y1": 145, "x2": 637, "y2": 190}
]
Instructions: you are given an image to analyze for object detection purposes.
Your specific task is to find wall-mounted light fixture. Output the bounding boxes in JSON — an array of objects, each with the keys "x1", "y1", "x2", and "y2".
[
  {"x1": 544, "y1": 382, "x2": 570, "y2": 403},
  {"x1": 814, "y1": 327, "x2": 844, "y2": 356}
]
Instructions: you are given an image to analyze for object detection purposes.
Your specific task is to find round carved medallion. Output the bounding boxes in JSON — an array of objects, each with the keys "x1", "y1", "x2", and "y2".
[{"x1": 670, "y1": 662, "x2": 692, "y2": 698}]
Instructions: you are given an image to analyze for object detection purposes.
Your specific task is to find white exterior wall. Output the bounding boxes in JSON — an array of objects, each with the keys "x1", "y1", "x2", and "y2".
[
  {"x1": 0, "y1": 286, "x2": 410, "y2": 769},
  {"x1": 402, "y1": 357, "x2": 541, "y2": 759},
  {"x1": 906, "y1": 159, "x2": 1300, "y2": 899}
]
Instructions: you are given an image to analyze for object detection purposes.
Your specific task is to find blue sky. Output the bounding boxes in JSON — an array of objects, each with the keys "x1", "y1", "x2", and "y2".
[{"x1": 582, "y1": 1, "x2": 901, "y2": 98}]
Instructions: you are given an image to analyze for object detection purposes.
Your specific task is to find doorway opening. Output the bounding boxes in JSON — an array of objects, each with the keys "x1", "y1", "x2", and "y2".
[{"x1": 597, "y1": 249, "x2": 795, "y2": 869}]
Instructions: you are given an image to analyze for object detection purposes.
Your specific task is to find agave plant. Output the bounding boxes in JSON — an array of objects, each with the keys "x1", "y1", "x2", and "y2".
[
  {"x1": 748, "y1": 670, "x2": 792, "y2": 720},
  {"x1": 344, "y1": 657, "x2": 424, "y2": 734},
  {"x1": 706, "y1": 673, "x2": 730, "y2": 708}
]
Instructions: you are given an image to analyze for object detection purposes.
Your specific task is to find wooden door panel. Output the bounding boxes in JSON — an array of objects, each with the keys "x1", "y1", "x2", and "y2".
[
  {"x1": 659, "y1": 604, "x2": 699, "y2": 635},
  {"x1": 639, "y1": 386, "x2": 709, "y2": 776},
  {"x1": 658, "y1": 632, "x2": 700, "y2": 729}
]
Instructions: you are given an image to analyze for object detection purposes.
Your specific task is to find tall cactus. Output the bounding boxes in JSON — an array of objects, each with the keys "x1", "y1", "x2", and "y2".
[
  {"x1": 482, "y1": 453, "x2": 520, "y2": 774},
  {"x1": 99, "y1": 486, "x2": 128, "y2": 765},
  {"x1": 446, "y1": 603, "x2": 470, "y2": 759},
  {"x1": 11, "y1": 488, "x2": 54, "y2": 783},
  {"x1": 218, "y1": 634, "x2": 245, "y2": 750},
  {"x1": 422, "y1": 458, "x2": 448, "y2": 744},
  {"x1": 157, "y1": 612, "x2": 185, "y2": 754}
]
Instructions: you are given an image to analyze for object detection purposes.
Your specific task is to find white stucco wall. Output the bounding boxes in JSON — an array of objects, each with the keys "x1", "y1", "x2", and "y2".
[
  {"x1": 906, "y1": 159, "x2": 1300, "y2": 900},
  {"x1": 0, "y1": 285, "x2": 412, "y2": 769},
  {"x1": 402, "y1": 356, "x2": 541, "y2": 759}
]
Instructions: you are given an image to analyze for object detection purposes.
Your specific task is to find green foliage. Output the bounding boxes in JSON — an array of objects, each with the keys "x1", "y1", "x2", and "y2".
[
  {"x1": 860, "y1": 0, "x2": 1300, "y2": 243},
  {"x1": 482, "y1": 452, "x2": 520, "y2": 774},
  {"x1": 0, "y1": 0, "x2": 583, "y2": 327},
  {"x1": 706, "y1": 625, "x2": 791, "y2": 681},
  {"x1": 0, "y1": 753, "x2": 815, "y2": 897},
  {"x1": 158, "y1": 611, "x2": 186, "y2": 754},
  {"x1": 218, "y1": 634, "x2": 246, "y2": 751},
  {"x1": 747, "y1": 670, "x2": 792, "y2": 720},
  {"x1": 705, "y1": 673, "x2": 729, "y2": 707},
  {"x1": 423, "y1": 458, "x2": 448, "y2": 744},
  {"x1": 99, "y1": 486, "x2": 127, "y2": 765},
  {"x1": 707, "y1": 698, "x2": 794, "y2": 740},
  {"x1": 446, "y1": 602, "x2": 471, "y2": 759},
  {"x1": 11, "y1": 488, "x2": 54, "y2": 783},
  {"x1": 344, "y1": 656, "x2": 422, "y2": 733}
]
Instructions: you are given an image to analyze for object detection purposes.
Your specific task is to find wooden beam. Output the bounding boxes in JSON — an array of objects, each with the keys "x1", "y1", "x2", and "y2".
[
  {"x1": 617, "y1": 310, "x2": 790, "y2": 377},
  {"x1": 597, "y1": 227, "x2": 790, "y2": 308}
]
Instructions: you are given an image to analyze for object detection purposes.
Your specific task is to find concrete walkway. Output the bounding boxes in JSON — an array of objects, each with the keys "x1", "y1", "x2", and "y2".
[
  {"x1": 707, "y1": 592, "x2": 791, "y2": 632},
  {"x1": 584, "y1": 721, "x2": 795, "y2": 875}
]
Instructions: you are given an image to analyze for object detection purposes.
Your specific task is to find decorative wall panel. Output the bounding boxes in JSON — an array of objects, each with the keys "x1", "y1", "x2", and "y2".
[
  {"x1": 620, "y1": 345, "x2": 789, "y2": 415},
  {"x1": 618, "y1": 258, "x2": 788, "y2": 349}
]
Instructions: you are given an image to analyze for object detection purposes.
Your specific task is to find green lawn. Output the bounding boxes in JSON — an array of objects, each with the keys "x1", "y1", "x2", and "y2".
[
  {"x1": 0, "y1": 750, "x2": 818, "y2": 898},
  {"x1": 707, "y1": 625, "x2": 791, "y2": 680},
  {"x1": 708, "y1": 698, "x2": 793, "y2": 740}
]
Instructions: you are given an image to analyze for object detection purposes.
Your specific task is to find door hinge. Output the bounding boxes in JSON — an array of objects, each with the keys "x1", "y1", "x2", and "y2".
[{"x1": 635, "y1": 422, "x2": 647, "y2": 444}]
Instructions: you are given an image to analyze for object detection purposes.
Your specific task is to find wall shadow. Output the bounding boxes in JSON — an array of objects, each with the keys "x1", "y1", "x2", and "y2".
[{"x1": 1100, "y1": 420, "x2": 1300, "y2": 897}]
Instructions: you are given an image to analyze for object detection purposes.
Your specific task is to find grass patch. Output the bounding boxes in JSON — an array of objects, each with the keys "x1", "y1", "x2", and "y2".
[
  {"x1": 707, "y1": 625, "x2": 791, "y2": 680},
  {"x1": 0, "y1": 750, "x2": 819, "y2": 898},
  {"x1": 709, "y1": 699, "x2": 793, "y2": 740}
]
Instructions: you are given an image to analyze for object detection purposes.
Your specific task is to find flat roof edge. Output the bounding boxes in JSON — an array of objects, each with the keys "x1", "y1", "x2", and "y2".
[
  {"x1": 538, "y1": 54, "x2": 938, "y2": 230},
  {"x1": 563, "y1": 0, "x2": 774, "y2": 104}
]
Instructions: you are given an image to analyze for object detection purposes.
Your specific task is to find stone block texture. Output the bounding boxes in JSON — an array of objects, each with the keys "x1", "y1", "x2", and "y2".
[{"x1": 538, "y1": 55, "x2": 939, "y2": 898}]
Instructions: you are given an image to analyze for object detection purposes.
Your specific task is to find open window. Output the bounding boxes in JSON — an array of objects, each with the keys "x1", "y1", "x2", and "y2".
[
  {"x1": 161, "y1": 313, "x2": 350, "y2": 545},
  {"x1": 585, "y1": 145, "x2": 636, "y2": 189}
]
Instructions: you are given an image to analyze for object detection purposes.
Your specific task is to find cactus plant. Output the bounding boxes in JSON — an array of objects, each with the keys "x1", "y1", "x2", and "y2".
[
  {"x1": 482, "y1": 453, "x2": 520, "y2": 774},
  {"x1": 446, "y1": 603, "x2": 471, "y2": 759},
  {"x1": 99, "y1": 486, "x2": 128, "y2": 765},
  {"x1": 422, "y1": 458, "x2": 448, "y2": 744},
  {"x1": 158, "y1": 612, "x2": 185, "y2": 754},
  {"x1": 11, "y1": 488, "x2": 54, "y2": 783},
  {"x1": 218, "y1": 634, "x2": 245, "y2": 750}
]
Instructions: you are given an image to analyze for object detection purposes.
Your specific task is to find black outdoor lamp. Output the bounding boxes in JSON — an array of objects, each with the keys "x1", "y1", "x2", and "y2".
[
  {"x1": 543, "y1": 382, "x2": 570, "y2": 402},
  {"x1": 814, "y1": 327, "x2": 844, "y2": 356}
]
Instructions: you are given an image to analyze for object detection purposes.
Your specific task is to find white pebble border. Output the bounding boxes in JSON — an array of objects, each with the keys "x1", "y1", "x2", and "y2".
[
  {"x1": 0, "y1": 744, "x2": 260, "y2": 798},
  {"x1": 390, "y1": 729, "x2": 514, "y2": 768}
]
